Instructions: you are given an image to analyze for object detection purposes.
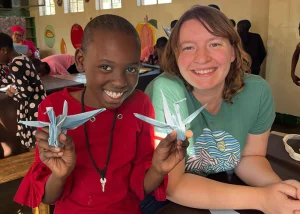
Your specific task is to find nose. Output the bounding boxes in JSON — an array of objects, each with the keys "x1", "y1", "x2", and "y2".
[
  {"x1": 111, "y1": 70, "x2": 128, "y2": 88},
  {"x1": 194, "y1": 47, "x2": 212, "y2": 64}
]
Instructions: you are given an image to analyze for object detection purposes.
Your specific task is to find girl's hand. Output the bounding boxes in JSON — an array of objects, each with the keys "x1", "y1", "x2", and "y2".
[
  {"x1": 36, "y1": 128, "x2": 76, "y2": 179},
  {"x1": 151, "y1": 130, "x2": 191, "y2": 175}
]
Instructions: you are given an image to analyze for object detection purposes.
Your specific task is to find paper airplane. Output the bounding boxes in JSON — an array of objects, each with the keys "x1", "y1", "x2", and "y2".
[
  {"x1": 19, "y1": 100, "x2": 106, "y2": 147},
  {"x1": 134, "y1": 90, "x2": 207, "y2": 141}
]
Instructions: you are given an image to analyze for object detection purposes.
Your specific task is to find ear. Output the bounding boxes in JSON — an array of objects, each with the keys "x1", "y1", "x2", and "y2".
[
  {"x1": 230, "y1": 46, "x2": 236, "y2": 63},
  {"x1": 75, "y1": 48, "x2": 84, "y2": 72}
]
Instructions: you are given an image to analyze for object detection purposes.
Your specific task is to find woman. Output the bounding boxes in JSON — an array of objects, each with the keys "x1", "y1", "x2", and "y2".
[
  {"x1": 0, "y1": 33, "x2": 46, "y2": 148},
  {"x1": 11, "y1": 25, "x2": 37, "y2": 59},
  {"x1": 144, "y1": 5, "x2": 300, "y2": 214}
]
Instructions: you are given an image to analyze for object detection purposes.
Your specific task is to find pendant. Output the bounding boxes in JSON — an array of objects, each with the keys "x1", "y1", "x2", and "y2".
[{"x1": 100, "y1": 177, "x2": 106, "y2": 192}]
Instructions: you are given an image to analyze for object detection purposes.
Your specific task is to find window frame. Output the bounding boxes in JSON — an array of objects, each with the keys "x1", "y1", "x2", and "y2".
[
  {"x1": 96, "y1": 0, "x2": 122, "y2": 10},
  {"x1": 64, "y1": 0, "x2": 84, "y2": 14},
  {"x1": 38, "y1": 0, "x2": 56, "y2": 16}
]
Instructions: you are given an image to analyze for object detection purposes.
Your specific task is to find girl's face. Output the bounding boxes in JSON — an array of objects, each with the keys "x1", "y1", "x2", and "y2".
[
  {"x1": 12, "y1": 31, "x2": 23, "y2": 44},
  {"x1": 177, "y1": 19, "x2": 235, "y2": 93},
  {"x1": 75, "y1": 30, "x2": 140, "y2": 109}
]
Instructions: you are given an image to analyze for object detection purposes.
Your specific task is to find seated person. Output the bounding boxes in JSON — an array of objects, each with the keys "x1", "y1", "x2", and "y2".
[
  {"x1": 34, "y1": 54, "x2": 82, "y2": 76},
  {"x1": 11, "y1": 26, "x2": 37, "y2": 59},
  {"x1": 140, "y1": 37, "x2": 168, "y2": 65}
]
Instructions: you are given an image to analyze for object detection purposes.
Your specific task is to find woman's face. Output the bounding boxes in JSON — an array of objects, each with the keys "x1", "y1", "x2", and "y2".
[
  {"x1": 177, "y1": 19, "x2": 235, "y2": 93},
  {"x1": 12, "y1": 31, "x2": 23, "y2": 44}
]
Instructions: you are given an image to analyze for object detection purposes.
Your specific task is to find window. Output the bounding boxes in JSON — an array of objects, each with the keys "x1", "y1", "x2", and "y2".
[
  {"x1": 64, "y1": 0, "x2": 84, "y2": 13},
  {"x1": 137, "y1": 0, "x2": 171, "y2": 6},
  {"x1": 39, "y1": 0, "x2": 56, "y2": 16},
  {"x1": 96, "y1": 0, "x2": 122, "y2": 10}
]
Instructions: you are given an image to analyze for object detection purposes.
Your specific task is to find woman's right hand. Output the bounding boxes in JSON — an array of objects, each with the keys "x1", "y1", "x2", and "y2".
[
  {"x1": 259, "y1": 180, "x2": 300, "y2": 214},
  {"x1": 36, "y1": 128, "x2": 76, "y2": 179}
]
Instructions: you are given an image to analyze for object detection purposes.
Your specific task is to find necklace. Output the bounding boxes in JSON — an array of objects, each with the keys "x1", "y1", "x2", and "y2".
[{"x1": 81, "y1": 87, "x2": 118, "y2": 192}]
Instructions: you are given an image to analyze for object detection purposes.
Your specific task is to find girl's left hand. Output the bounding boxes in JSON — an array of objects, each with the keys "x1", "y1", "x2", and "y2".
[{"x1": 151, "y1": 130, "x2": 191, "y2": 175}]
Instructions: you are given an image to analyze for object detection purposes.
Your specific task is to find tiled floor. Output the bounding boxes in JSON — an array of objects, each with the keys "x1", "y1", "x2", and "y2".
[{"x1": 1, "y1": 122, "x2": 300, "y2": 214}]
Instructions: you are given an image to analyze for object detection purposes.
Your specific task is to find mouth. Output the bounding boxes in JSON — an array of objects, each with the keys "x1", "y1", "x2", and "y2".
[
  {"x1": 191, "y1": 68, "x2": 216, "y2": 75},
  {"x1": 104, "y1": 90, "x2": 125, "y2": 100}
]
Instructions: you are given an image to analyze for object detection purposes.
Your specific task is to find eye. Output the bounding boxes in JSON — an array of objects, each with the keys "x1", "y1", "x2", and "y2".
[
  {"x1": 182, "y1": 46, "x2": 194, "y2": 51},
  {"x1": 99, "y1": 65, "x2": 112, "y2": 71},
  {"x1": 210, "y1": 43, "x2": 221, "y2": 48},
  {"x1": 126, "y1": 67, "x2": 139, "y2": 73}
]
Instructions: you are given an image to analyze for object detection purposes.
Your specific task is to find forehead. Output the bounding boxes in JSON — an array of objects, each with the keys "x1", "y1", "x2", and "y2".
[
  {"x1": 179, "y1": 19, "x2": 215, "y2": 41},
  {"x1": 87, "y1": 29, "x2": 140, "y2": 61}
]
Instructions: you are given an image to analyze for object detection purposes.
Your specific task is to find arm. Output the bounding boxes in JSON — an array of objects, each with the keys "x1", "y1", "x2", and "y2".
[
  {"x1": 43, "y1": 174, "x2": 67, "y2": 204},
  {"x1": 291, "y1": 43, "x2": 300, "y2": 85},
  {"x1": 167, "y1": 160, "x2": 264, "y2": 210},
  {"x1": 144, "y1": 166, "x2": 165, "y2": 195},
  {"x1": 234, "y1": 129, "x2": 281, "y2": 187}
]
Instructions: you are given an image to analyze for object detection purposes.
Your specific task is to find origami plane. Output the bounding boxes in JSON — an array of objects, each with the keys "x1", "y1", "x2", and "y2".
[
  {"x1": 134, "y1": 90, "x2": 207, "y2": 141},
  {"x1": 19, "y1": 100, "x2": 106, "y2": 147}
]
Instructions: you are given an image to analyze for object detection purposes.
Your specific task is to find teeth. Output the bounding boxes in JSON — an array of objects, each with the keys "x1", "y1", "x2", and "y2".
[
  {"x1": 194, "y1": 68, "x2": 214, "y2": 74},
  {"x1": 104, "y1": 90, "x2": 123, "y2": 99}
]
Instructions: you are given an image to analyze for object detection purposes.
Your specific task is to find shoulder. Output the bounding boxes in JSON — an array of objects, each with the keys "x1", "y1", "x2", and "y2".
[
  {"x1": 146, "y1": 72, "x2": 186, "y2": 93},
  {"x1": 235, "y1": 74, "x2": 272, "y2": 102},
  {"x1": 40, "y1": 88, "x2": 80, "y2": 110}
]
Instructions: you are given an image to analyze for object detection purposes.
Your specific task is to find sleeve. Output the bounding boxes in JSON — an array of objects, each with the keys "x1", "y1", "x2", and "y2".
[
  {"x1": 129, "y1": 95, "x2": 168, "y2": 201},
  {"x1": 249, "y1": 80, "x2": 275, "y2": 134},
  {"x1": 145, "y1": 76, "x2": 190, "y2": 138},
  {"x1": 9, "y1": 59, "x2": 35, "y2": 102},
  {"x1": 14, "y1": 99, "x2": 74, "y2": 207},
  {"x1": 14, "y1": 100, "x2": 51, "y2": 207}
]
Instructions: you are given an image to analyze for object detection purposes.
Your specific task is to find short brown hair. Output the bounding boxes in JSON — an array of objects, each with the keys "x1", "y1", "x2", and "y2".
[{"x1": 161, "y1": 5, "x2": 251, "y2": 103}]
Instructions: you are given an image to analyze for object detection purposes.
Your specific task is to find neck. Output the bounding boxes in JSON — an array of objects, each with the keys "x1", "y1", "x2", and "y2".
[{"x1": 192, "y1": 83, "x2": 224, "y2": 115}]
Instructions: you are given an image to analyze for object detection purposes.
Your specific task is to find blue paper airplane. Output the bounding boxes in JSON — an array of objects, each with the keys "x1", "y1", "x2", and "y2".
[
  {"x1": 134, "y1": 90, "x2": 207, "y2": 141},
  {"x1": 19, "y1": 100, "x2": 106, "y2": 147}
]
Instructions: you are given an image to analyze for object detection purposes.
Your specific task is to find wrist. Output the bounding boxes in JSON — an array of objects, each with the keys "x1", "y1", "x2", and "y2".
[
  {"x1": 51, "y1": 173, "x2": 68, "y2": 182},
  {"x1": 255, "y1": 187, "x2": 267, "y2": 212},
  {"x1": 148, "y1": 165, "x2": 166, "y2": 178}
]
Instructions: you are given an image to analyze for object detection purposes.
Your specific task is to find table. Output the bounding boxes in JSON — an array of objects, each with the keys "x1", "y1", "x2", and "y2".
[
  {"x1": 41, "y1": 75, "x2": 84, "y2": 94},
  {"x1": 156, "y1": 133, "x2": 300, "y2": 214},
  {"x1": 52, "y1": 72, "x2": 87, "y2": 85},
  {"x1": 0, "y1": 151, "x2": 34, "y2": 184}
]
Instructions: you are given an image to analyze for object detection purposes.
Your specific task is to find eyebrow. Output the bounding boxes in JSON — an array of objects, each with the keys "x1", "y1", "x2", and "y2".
[
  {"x1": 180, "y1": 37, "x2": 222, "y2": 45},
  {"x1": 99, "y1": 59, "x2": 140, "y2": 66}
]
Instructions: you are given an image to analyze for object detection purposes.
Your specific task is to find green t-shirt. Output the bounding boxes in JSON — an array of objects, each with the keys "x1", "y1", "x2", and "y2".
[{"x1": 145, "y1": 72, "x2": 275, "y2": 177}]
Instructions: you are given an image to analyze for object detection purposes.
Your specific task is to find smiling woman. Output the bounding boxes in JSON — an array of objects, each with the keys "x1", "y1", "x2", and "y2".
[{"x1": 143, "y1": 5, "x2": 300, "y2": 214}]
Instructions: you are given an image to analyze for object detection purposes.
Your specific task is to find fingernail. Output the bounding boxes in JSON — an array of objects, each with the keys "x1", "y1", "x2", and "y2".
[
  {"x1": 58, "y1": 152, "x2": 63, "y2": 156},
  {"x1": 60, "y1": 134, "x2": 66, "y2": 141}
]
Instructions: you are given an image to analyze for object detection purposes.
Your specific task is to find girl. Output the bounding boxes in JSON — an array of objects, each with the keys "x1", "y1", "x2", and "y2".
[
  {"x1": 0, "y1": 33, "x2": 46, "y2": 148},
  {"x1": 14, "y1": 15, "x2": 189, "y2": 214},
  {"x1": 145, "y1": 5, "x2": 300, "y2": 214}
]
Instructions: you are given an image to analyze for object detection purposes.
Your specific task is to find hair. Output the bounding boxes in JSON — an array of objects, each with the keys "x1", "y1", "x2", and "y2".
[
  {"x1": 156, "y1": 37, "x2": 168, "y2": 49},
  {"x1": 208, "y1": 4, "x2": 220, "y2": 10},
  {"x1": 171, "y1": 20, "x2": 178, "y2": 29},
  {"x1": 230, "y1": 19, "x2": 236, "y2": 28},
  {"x1": 237, "y1": 20, "x2": 251, "y2": 32},
  {"x1": 161, "y1": 5, "x2": 251, "y2": 104},
  {"x1": 81, "y1": 14, "x2": 140, "y2": 53},
  {"x1": 0, "y1": 33, "x2": 13, "y2": 49},
  {"x1": 31, "y1": 58, "x2": 50, "y2": 75}
]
